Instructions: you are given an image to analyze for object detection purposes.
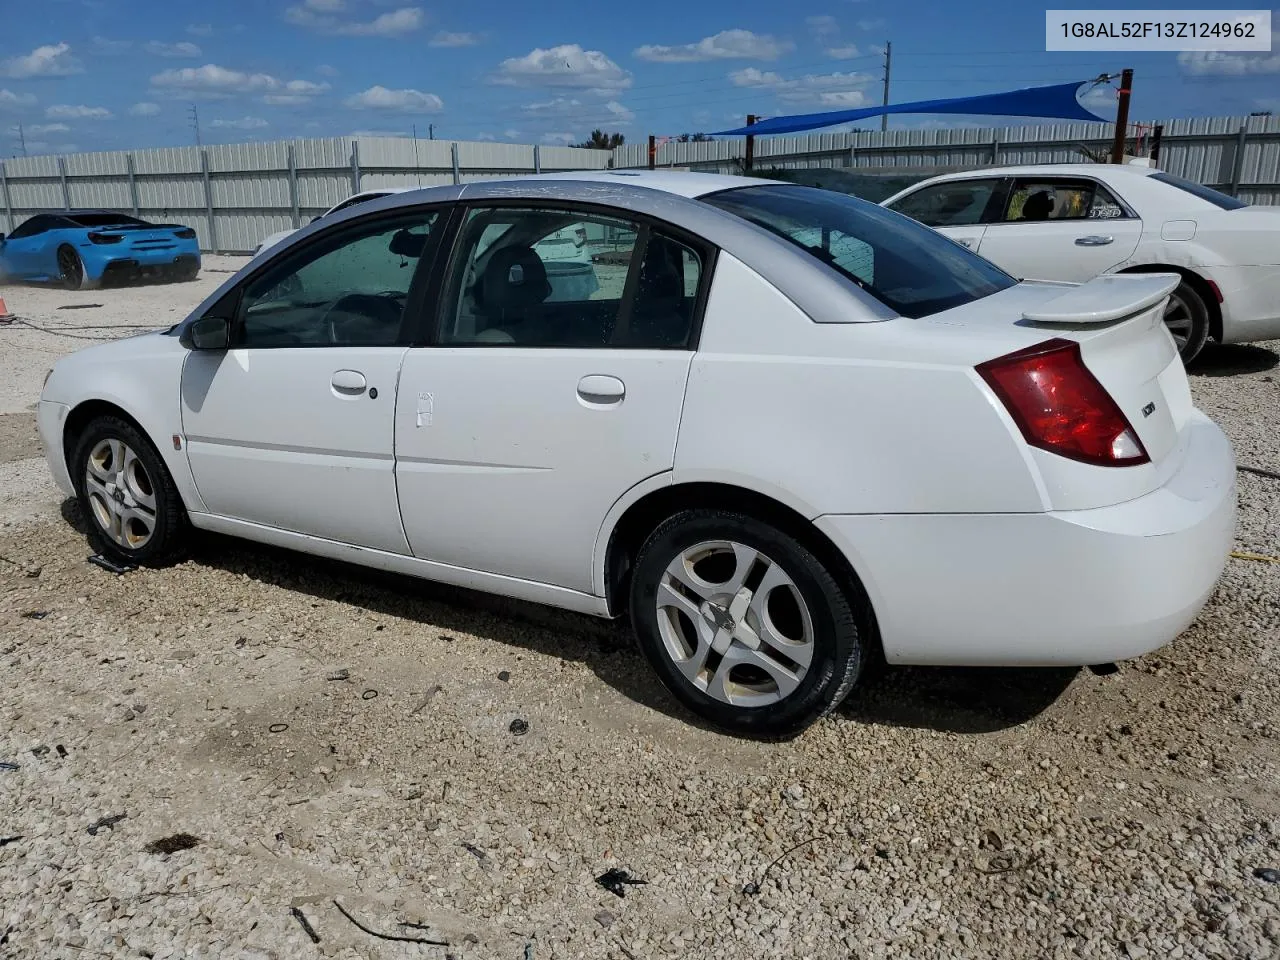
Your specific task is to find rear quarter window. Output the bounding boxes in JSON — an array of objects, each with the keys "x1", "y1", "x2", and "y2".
[{"x1": 1150, "y1": 173, "x2": 1247, "y2": 210}]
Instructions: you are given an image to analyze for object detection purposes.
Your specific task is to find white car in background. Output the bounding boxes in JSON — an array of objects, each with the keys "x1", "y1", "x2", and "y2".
[
  {"x1": 38, "y1": 172, "x2": 1235, "y2": 737},
  {"x1": 882, "y1": 164, "x2": 1280, "y2": 362},
  {"x1": 254, "y1": 188, "x2": 414, "y2": 256}
]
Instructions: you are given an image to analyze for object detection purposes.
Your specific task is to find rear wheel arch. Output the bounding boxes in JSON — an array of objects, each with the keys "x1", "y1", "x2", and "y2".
[
  {"x1": 1118, "y1": 263, "x2": 1222, "y2": 343},
  {"x1": 603, "y1": 481, "x2": 880, "y2": 649}
]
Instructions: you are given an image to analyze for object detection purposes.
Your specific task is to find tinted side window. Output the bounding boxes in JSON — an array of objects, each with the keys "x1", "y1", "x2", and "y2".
[
  {"x1": 1002, "y1": 179, "x2": 1127, "y2": 222},
  {"x1": 888, "y1": 180, "x2": 999, "y2": 227},
  {"x1": 9, "y1": 215, "x2": 51, "y2": 239},
  {"x1": 438, "y1": 206, "x2": 701, "y2": 349},
  {"x1": 1150, "y1": 172, "x2": 1247, "y2": 210},
  {"x1": 236, "y1": 210, "x2": 440, "y2": 348}
]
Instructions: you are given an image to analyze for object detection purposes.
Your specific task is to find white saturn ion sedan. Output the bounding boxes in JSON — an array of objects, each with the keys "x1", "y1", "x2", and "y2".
[
  {"x1": 38, "y1": 172, "x2": 1236, "y2": 736},
  {"x1": 882, "y1": 164, "x2": 1280, "y2": 363}
]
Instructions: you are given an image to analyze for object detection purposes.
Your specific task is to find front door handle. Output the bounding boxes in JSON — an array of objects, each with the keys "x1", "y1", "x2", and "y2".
[
  {"x1": 331, "y1": 369, "x2": 367, "y2": 395},
  {"x1": 577, "y1": 374, "x2": 625, "y2": 405},
  {"x1": 1075, "y1": 235, "x2": 1115, "y2": 246}
]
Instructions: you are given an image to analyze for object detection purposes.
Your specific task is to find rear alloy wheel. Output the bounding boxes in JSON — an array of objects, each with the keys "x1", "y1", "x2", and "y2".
[
  {"x1": 57, "y1": 245, "x2": 86, "y2": 291},
  {"x1": 1162, "y1": 280, "x2": 1210, "y2": 364},
  {"x1": 629, "y1": 509, "x2": 867, "y2": 737},
  {"x1": 73, "y1": 416, "x2": 189, "y2": 567}
]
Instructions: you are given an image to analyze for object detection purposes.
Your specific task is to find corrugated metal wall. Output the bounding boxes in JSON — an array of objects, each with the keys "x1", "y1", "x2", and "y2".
[
  {"x1": 1, "y1": 119, "x2": 1276, "y2": 252},
  {"x1": 0, "y1": 136, "x2": 610, "y2": 253}
]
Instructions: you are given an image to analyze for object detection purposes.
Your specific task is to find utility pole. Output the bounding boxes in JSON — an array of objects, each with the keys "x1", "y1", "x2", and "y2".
[
  {"x1": 880, "y1": 42, "x2": 892, "y2": 132},
  {"x1": 16, "y1": 122, "x2": 26, "y2": 157},
  {"x1": 188, "y1": 104, "x2": 202, "y2": 147},
  {"x1": 428, "y1": 123, "x2": 434, "y2": 140},
  {"x1": 1109, "y1": 67, "x2": 1133, "y2": 164},
  {"x1": 744, "y1": 114, "x2": 757, "y2": 172}
]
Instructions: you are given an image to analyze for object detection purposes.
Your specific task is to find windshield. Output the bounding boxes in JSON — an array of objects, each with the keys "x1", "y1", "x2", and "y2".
[
  {"x1": 702, "y1": 184, "x2": 1016, "y2": 318},
  {"x1": 1150, "y1": 172, "x2": 1247, "y2": 210}
]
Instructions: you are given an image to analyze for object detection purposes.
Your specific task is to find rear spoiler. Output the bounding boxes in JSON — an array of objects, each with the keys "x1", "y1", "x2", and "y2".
[{"x1": 1022, "y1": 273, "x2": 1179, "y2": 326}]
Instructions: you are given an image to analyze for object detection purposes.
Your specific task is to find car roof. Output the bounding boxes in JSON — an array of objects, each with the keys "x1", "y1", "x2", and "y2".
[
  {"x1": 899, "y1": 163, "x2": 1159, "y2": 186},
  {"x1": 477, "y1": 170, "x2": 777, "y2": 199}
]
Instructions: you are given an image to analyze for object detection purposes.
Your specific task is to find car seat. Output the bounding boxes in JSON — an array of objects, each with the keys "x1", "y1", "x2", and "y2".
[
  {"x1": 1021, "y1": 191, "x2": 1054, "y2": 221},
  {"x1": 474, "y1": 245, "x2": 551, "y2": 343},
  {"x1": 619, "y1": 236, "x2": 689, "y2": 347}
]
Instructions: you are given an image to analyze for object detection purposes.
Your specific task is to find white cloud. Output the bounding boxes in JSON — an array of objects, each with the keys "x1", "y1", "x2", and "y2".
[
  {"x1": 1, "y1": 43, "x2": 83, "y2": 78},
  {"x1": 24, "y1": 122, "x2": 71, "y2": 135},
  {"x1": 210, "y1": 116, "x2": 269, "y2": 129},
  {"x1": 263, "y1": 79, "x2": 331, "y2": 105},
  {"x1": 145, "y1": 41, "x2": 202, "y2": 58},
  {"x1": 285, "y1": 4, "x2": 425, "y2": 37},
  {"x1": 344, "y1": 85, "x2": 443, "y2": 112},
  {"x1": 186, "y1": 23, "x2": 215, "y2": 37},
  {"x1": 476, "y1": 132, "x2": 496, "y2": 140},
  {"x1": 806, "y1": 16, "x2": 839, "y2": 39},
  {"x1": 857, "y1": 18, "x2": 885, "y2": 31},
  {"x1": 542, "y1": 132, "x2": 576, "y2": 145},
  {"x1": 46, "y1": 104, "x2": 113, "y2": 120},
  {"x1": 91, "y1": 36, "x2": 132, "y2": 54},
  {"x1": 503, "y1": 128, "x2": 521, "y2": 139},
  {"x1": 730, "y1": 67, "x2": 876, "y2": 105},
  {"x1": 825, "y1": 44, "x2": 860, "y2": 59},
  {"x1": 0, "y1": 88, "x2": 37, "y2": 109},
  {"x1": 1179, "y1": 35, "x2": 1280, "y2": 76},
  {"x1": 316, "y1": 64, "x2": 340, "y2": 77},
  {"x1": 521, "y1": 96, "x2": 635, "y2": 125},
  {"x1": 150, "y1": 64, "x2": 328, "y2": 105},
  {"x1": 634, "y1": 29, "x2": 792, "y2": 63},
  {"x1": 606, "y1": 100, "x2": 635, "y2": 123},
  {"x1": 430, "y1": 31, "x2": 480, "y2": 47},
  {"x1": 130, "y1": 101, "x2": 161, "y2": 116},
  {"x1": 494, "y1": 44, "x2": 631, "y2": 91}
]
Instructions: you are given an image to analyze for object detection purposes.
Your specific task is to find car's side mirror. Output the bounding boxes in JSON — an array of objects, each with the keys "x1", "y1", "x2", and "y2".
[{"x1": 182, "y1": 315, "x2": 231, "y2": 350}]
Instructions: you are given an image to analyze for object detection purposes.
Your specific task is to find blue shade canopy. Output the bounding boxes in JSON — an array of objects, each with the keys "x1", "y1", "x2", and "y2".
[{"x1": 713, "y1": 81, "x2": 1107, "y2": 136}]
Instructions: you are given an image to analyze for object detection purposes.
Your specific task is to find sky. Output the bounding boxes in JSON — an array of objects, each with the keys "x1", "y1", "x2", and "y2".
[{"x1": 1, "y1": 0, "x2": 1277, "y2": 157}]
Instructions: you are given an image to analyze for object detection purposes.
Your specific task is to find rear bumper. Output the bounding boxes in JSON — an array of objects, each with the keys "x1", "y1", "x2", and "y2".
[
  {"x1": 816, "y1": 411, "x2": 1236, "y2": 666},
  {"x1": 1204, "y1": 263, "x2": 1280, "y2": 344},
  {"x1": 82, "y1": 246, "x2": 201, "y2": 281}
]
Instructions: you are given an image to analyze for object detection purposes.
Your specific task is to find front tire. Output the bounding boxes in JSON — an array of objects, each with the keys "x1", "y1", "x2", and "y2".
[
  {"x1": 629, "y1": 509, "x2": 867, "y2": 738},
  {"x1": 1164, "y1": 280, "x2": 1210, "y2": 364},
  {"x1": 72, "y1": 416, "x2": 189, "y2": 567}
]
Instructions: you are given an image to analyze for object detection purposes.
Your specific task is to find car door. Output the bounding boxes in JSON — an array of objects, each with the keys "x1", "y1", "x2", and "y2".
[
  {"x1": 180, "y1": 207, "x2": 444, "y2": 553},
  {"x1": 0, "y1": 215, "x2": 57, "y2": 278},
  {"x1": 975, "y1": 176, "x2": 1143, "y2": 282},
  {"x1": 883, "y1": 178, "x2": 1004, "y2": 252},
  {"x1": 394, "y1": 203, "x2": 709, "y2": 593}
]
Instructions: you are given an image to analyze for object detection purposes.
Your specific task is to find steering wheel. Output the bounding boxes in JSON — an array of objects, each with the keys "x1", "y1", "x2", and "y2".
[{"x1": 319, "y1": 292, "x2": 405, "y2": 344}]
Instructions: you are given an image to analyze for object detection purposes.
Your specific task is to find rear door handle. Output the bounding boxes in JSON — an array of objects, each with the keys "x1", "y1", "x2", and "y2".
[
  {"x1": 331, "y1": 369, "x2": 367, "y2": 395},
  {"x1": 1075, "y1": 235, "x2": 1114, "y2": 246},
  {"x1": 577, "y1": 375, "x2": 625, "y2": 405}
]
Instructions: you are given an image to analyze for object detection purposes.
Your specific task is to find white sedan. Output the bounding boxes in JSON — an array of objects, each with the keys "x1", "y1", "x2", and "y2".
[
  {"x1": 38, "y1": 172, "x2": 1235, "y2": 736},
  {"x1": 882, "y1": 163, "x2": 1280, "y2": 363},
  {"x1": 254, "y1": 187, "x2": 414, "y2": 256}
]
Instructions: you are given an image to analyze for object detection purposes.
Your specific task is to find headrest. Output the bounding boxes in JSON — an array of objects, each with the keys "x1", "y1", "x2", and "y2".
[{"x1": 481, "y1": 246, "x2": 551, "y2": 313}]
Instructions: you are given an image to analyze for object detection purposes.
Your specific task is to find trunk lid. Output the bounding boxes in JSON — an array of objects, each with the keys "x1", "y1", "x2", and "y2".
[{"x1": 92, "y1": 224, "x2": 191, "y2": 253}]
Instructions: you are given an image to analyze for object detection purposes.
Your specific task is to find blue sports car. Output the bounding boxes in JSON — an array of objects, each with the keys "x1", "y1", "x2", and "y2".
[{"x1": 0, "y1": 210, "x2": 201, "y2": 290}]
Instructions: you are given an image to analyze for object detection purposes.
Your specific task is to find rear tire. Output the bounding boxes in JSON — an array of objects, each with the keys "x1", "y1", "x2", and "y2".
[
  {"x1": 57, "y1": 245, "x2": 87, "y2": 291},
  {"x1": 1164, "y1": 280, "x2": 1210, "y2": 365},
  {"x1": 629, "y1": 508, "x2": 867, "y2": 738},
  {"x1": 72, "y1": 416, "x2": 189, "y2": 567}
]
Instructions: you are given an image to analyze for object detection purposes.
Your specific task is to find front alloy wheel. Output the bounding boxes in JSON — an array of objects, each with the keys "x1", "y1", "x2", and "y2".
[
  {"x1": 630, "y1": 509, "x2": 868, "y2": 737},
  {"x1": 73, "y1": 415, "x2": 188, "y2": 566},
  {"x1": 1162, "y1": 281, "x2": 1210, "y2": 364},
  {"x1": 58, "y1": 246, "x2": 85, "y2": 290}
]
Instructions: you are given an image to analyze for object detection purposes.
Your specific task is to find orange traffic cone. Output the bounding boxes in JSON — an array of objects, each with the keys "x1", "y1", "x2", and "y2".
[{"x1": 0, "y1": 297, "x2": 12, "y2": 325}]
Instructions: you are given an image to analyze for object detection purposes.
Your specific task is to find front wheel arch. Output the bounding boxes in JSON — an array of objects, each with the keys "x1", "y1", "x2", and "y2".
[{"x1": 62, "y1": 400, "x2": 153, "y2": 481}]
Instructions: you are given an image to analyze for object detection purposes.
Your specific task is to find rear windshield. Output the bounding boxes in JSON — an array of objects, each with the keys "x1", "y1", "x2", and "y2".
[
  {"x1": 66, "y1": 212, "x2": 147, "y2": 227},
  {"x1": 1150, "y1": 172, "x2": 1247, "y2": 210},
  {"x1": 702, "y1": 184, "x2": 1016, "y2": 318}
]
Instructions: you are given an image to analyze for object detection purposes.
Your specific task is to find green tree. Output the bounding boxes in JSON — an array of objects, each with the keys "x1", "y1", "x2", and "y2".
[{"x1": 574, "y1": 129, "x2": 626, "y2": 149}]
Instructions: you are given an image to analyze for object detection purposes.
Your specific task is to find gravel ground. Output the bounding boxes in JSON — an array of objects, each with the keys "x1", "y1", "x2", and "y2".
[{"x1": 1, "y1": 267, "x2": 1278, "y2": 960}]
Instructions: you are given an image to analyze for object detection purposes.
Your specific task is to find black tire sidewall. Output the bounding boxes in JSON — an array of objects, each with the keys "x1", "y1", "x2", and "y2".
[
  {"x1": 72, "y1": 416, "x2": 187, "y2": 566},
  {"x1": 629, "y1": 510, "x2": 863, "y2": 737},
  {"x1": 1172, "y1": 280, "x2": 1210, "y2": 364},
  {"x1": 59, "y1": 246, "x2": 84, "y2": 291}
]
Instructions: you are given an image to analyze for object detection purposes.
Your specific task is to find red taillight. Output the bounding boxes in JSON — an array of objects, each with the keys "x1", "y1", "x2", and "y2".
[
  {"x1": 976, "y1": 338, "x2": 1149, "y2": 467},
  {"x1": 87, "y1": 232, "x2": 123, "y2": 245},
  {"x1": 174, "y1": 228, "x2": 197, "y2": 240}
]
